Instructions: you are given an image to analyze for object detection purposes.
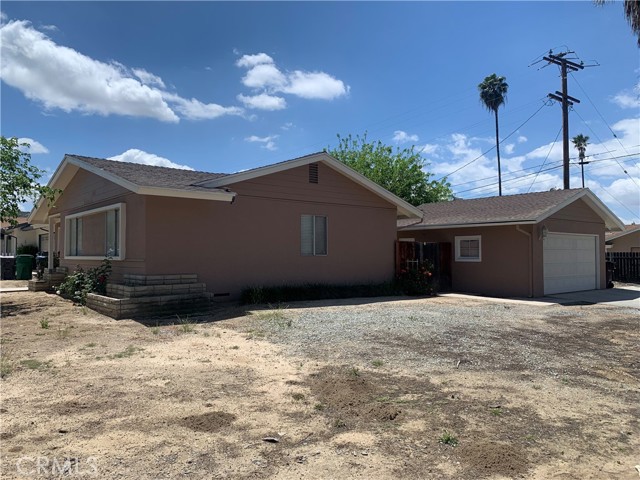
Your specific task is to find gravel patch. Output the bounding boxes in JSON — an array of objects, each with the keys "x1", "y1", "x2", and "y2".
[{"x1": 245, "y1": 295, "x2": 638, "y2": 386}]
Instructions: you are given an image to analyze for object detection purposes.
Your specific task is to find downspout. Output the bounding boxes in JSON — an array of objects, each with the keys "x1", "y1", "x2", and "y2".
[{"x1": 516, "y1": 225, "x2": 533, "y2": 298}]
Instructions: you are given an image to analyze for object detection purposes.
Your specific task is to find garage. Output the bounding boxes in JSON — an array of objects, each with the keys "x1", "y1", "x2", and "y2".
[{"x1": 544, "y1": 233, "x2": 598, "y2": 295}]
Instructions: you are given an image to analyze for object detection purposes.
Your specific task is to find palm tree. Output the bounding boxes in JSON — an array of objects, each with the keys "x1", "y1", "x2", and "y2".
[
  {"x1": 572, "y1": 134, "x2": 590, "y2": 188},
  {"x1": 478, "y1": 74, "x2": 509, "y2": 196}
]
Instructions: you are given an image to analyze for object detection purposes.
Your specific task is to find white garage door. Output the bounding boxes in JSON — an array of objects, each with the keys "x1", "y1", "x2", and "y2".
[{"x1": 543, "y1": 233, "x2": 598, "y2": 295}]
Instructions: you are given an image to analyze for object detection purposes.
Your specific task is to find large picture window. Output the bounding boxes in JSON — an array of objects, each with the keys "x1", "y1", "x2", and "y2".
[
  {"x1": 65, "y1": 203, "x2": 125, "y2": 260},
  {"x1": 301, "y1": 215, "x2": 327, "y2": 256},
  {"x1": 455, "y1": 235, "x2": 481, "y2": 262}
]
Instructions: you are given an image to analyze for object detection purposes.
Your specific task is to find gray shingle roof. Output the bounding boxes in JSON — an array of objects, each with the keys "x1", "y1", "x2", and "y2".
[
  {"x1": 605, "y1": 224, "x2": 640, "y2": 241},
  {"x1": 67, "y1": 155, "x2": 228, "y2": 191},
  {"x1": 399, "y1": 189, "x2": 587, "y2": 228}
]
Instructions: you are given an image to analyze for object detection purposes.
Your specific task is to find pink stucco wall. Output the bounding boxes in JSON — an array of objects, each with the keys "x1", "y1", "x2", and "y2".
[
  {"x1": 399, "y1": 198, "x2": 606, "y2": 298},
  {"x1": 53, "y1": 162, "x2": 398, "y2": 296}
]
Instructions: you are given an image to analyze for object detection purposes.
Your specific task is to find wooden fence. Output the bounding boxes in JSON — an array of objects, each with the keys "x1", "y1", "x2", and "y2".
[{"x1": 606, "y1": 252, "x2": 640, "y2": 282}]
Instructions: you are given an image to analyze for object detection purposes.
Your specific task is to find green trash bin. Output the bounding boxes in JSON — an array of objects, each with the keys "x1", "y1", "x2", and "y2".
[{"x1": 16, "y1": 254, "x2": 34, "y2": 280}]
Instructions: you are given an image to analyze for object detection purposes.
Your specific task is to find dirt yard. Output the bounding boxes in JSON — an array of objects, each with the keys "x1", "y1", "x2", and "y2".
[{"x1": 0, "y1": 287, "x2": 638, "y2": 479}]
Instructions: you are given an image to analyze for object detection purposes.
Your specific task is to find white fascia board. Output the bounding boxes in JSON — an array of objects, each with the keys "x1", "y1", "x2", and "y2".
[
  {"x1": 201, "y1": 152, "x2": 423, "y2": 219},
  {"x1": 535, "y1": 189, "x2": 624, "y2": 231},
  {"x1": 399, "y1": 220, "x2": 537, "y2": 231}
]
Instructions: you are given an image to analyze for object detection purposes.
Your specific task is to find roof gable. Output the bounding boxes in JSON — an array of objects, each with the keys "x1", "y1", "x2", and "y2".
[
  {"x1": 399, "y1": 189, "x2": 623, "y2": 231},
  {"x1": 606, "y1": 224, "x2": 640, "y2": 242},
  {"x1": 195, "y1": 151, "x2": 422, "y2": 219}
]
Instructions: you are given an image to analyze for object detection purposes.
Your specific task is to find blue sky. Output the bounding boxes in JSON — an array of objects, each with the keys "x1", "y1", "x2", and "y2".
[{"x1": 1, "y1": 1, "x2": 639, "y2": 222}]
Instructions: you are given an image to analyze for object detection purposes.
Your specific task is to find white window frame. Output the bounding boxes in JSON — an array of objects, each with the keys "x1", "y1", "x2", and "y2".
[
  {"x1": 65, "y1": 203, "x2": 126, "y2": 260},
  {"x1": 455, "y1": 235, "x2": 481, "y2": 262},
  {"x1": 301, "y1": 215, "x2": 328, "y2": 256}
]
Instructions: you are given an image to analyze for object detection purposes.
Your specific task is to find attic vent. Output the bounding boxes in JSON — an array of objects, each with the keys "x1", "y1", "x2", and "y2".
[{"x1": 309, "y1": 163, "x2": 319, "y2": 184}]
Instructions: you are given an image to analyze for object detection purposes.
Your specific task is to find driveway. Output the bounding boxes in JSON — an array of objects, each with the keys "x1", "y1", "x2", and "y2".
[{"x1": 547, "y1": 285, "x2": 640, "y2": 309}]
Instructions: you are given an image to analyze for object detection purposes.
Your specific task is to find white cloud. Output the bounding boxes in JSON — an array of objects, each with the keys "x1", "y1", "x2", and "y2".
[
  {"x1": 17, "y1": 137, "x2": 48, "y2": 154},
  {"x1": 0, "y1": 12, "x2": 7, "y2": 24},
  {"x1": 132, "y1": 68, "x2": 165, "y2": 89},
  {"x1": 0, "y1": 19, "x2": 242, "y2": 123},
  {"x1": 237, "y1": 93, "x2": 286, "y2": 110},
  {"x1": 236, "y1": 53, "x2": 274, "y2": 68},
  {"x1": 393, "y1": 130, "x2": 419, "y2": 144},
  {"x1": 611, "y1": 81, "x2": 640, "y2": 109},
  {"x1": 281, "y1": 122, "x2": 294, "y2": 130},
  {"x1": 245, "y1": 134, "x2": 278, "y2": 151},
  {"x1": 241, "y1": 63, "x2": 287, "y2": 90},
  {"x1": 40, "y1": 24, "x2": 58, "y2": 32},
  {"x1": 162, "y1": 92, "x2": 243, "y2": 120},
  {"x1": 417, "y1": 143, "x2": 439, "y2": 156},
  {"x1": 517, "y1": 136, "x2": 528, "y2": 143},
  {"x1": 108, "y1": 149, "x2": 194, "y2": 170},
  {"x1": 281, "y1": 71, "x2": 348, "y2": 100},
  {"x1": 504, "y1": 143, "x2": 515, "y2": 155},
  {"x1": 236, "y1": 52, "x2": 349, "y2": 103}
]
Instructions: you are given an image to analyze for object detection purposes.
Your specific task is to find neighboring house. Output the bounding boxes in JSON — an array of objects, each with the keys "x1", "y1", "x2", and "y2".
[
  {"x1": 0, "y1": 213, "x2": 48, "y2": 255},
  {"x1": 29, "y1": 152, "x2": 422, "y2": 298},
  {"x1": 398, "y1": 189, "x2": 624, "y2": 297},
  {"x1": 605, "y1": 224, "x2": 640, "y2": 253}
]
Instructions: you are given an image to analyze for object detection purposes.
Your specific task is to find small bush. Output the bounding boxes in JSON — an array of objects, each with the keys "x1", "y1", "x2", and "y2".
[
  {"x1": 439, "y1": 430, "x2": 458, "y2": 446},
  {"x1": 241, "y1": 282, "x2": 400, "y2": 305},
  {"x1": 395, "y1": 260, "x2": 437, "y2": 296},
  {"x1": 39, "y1": 318, "x2": 50, "y2": 329},
  {"x1": 57, "y1": 258, "x2": 111, "y2": 304}
]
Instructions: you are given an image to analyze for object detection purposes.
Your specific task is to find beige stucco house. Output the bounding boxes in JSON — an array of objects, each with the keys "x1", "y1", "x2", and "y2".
[
  {"x1": 29, "y1": 152, "x2": 422, "y2": 299},
  {"x1": 1, "y1": 215, "x2": 48, "y2": 256},
  {"x1": 606, "y1": 225, "x2": 640, "y2": 253},
  {"x1": 398, "y1": 189, "x2": 624, "y2": 297}
]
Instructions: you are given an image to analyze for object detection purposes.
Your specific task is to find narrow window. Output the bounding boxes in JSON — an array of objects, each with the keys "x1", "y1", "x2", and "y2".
[
  {"x1": 106, "y1": 209, "x2": 119, "y2": 257},
  {"x1": 301, "y1": 215, "x2": 327, "y2": 256},
  {"x1": 309, "y1": 163, "x2": 319, "y2": 184}
]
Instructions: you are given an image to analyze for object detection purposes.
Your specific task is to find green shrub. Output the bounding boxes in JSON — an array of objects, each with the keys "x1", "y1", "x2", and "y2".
[
  {"x1": 395, "y1": 260, "x2": 437, "y2": 296},
  {"x1": 16, "y1": 244, "x2": 39, "y2": 256},
  {"x1": 57, "y1": 258, "x2": 112, "y2": 304},
  {"x1": 241, "y1": 282, "x2": 401, "y2": 305}
]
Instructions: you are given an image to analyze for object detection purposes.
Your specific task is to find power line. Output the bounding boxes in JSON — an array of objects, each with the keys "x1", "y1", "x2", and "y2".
[
  {"x1": 583, "y1": 172, "x2": 640, "y2": 221},
  {"x1": 436, "y1": 100, "x2": 550, "y2": 180},
  {"x1": 528, "y1": 125, "x2": 563, "y2": 193},
  {"x1": 454, "y1": 165, "x2": 564, "y2": 196}
]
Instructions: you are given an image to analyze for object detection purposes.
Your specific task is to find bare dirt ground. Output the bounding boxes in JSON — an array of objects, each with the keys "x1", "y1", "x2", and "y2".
[{"x1": 0, "y1": 287, "x2": 638, "y2": 479}]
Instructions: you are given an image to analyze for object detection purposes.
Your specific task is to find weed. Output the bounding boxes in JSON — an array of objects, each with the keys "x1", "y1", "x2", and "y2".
[
  {"x1": 532, "y1": 385, "x2": 542, "y2": 390},
  {"x1": 0, "y1": 348, "x2": 15, "y2": 378},
  {"x1": 39, "y1": 318, "x2": 50, "y2": 329},
  {"x1": 349, "y1": 366, "x2": 360, "y2": 377},
  {"x1": 20, "y1": 359, "x2": 51, "y2": 371},
  {"x1": 314, "y1": 403, "x2": 325, "y2": 411},
  {"x1": 151, "y1": 327, "x2": 160, "y2": 335},
  {"x1": 524, "y1": 434, "x2": 536, "y2": 442},
  {"x1": 202, "y1": 332, "x2": 210, "y2": 338},
  {"x1": 176, "y1": 315, "x2": 196, "y2": 334},
  {"x1": 371, "y1": 359, "x2": 384, "y2": 368},
  {"x1": 257, "y1": 304, "x2": 292, "y2": 328},
  {"x1": 333, "y1": 418, "x2": 347, "y2": 428},
  {"x1": 490, "y1": 408, "x2": 503, "y2": 416},
  {"x1": 111, "y1": 345, "x2": 143, "y2": 359},
  {"x1": 291, "y1": 393, "x2": 305, "y2": 401},
  {"x1": 86, "y1": 342, "x2": 97, "y2": 348},
  {"x1": 56, "y1": 324, "x2": 71, "y2": 340},
  {"x1": 81, "y1": 306, "x2": 88, "y2": 315},
  {"x1": 439, "y1": 431, "x2": 458, "y2": 446},
  {"x1": 230, "y1": 345, "x2": 240, "y2": 350}
]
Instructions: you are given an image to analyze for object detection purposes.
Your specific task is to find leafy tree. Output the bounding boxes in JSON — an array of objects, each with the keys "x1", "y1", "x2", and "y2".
[
  {"x1": 327, "y1": 133, "x2": 452, "y2": 206},
  {"x1": 1, "y1": 136, "x2": 59, "y2": 226},
  {"x1": 478, "y1": 74, "x2": 509, "y2": 196},
  {"x1": 572, "y1": 134, "x2": 590, "y2": 188},
  {"x1": 595, "y1": 0, "x2": 640, "y2": 46}
]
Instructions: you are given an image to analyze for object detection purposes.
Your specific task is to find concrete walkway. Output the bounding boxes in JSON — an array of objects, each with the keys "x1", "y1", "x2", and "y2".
[
  {"x1": 0, "y1": 287, "x2": 29, "y2": 293},
  {"x1": 547, "y1": 285, "x2": 640, "y2": 309}
]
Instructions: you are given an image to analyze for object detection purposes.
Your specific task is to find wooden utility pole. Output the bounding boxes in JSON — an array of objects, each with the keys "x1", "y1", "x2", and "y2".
[{"x1": 543, "y1": 52, "x2": 584, "y2": 190}]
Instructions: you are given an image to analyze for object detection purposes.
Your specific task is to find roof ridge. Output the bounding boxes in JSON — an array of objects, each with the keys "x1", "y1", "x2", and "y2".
[{"x1": 66, "y1": 154, "x2": 228, "y2": 177}]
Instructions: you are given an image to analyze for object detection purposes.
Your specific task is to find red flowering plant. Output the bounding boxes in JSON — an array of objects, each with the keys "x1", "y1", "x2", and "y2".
[
  {"x1": 396, "y1": 260, "x2": 437, "y2": 296},
  {"x1": 57, "y1": 258, "x2": 112, "y2": 304}
]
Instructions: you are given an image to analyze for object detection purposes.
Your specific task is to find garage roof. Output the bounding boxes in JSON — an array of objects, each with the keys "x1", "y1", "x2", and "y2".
[{"x1": 399, "y1": 189, "x2": 624, "y2": 231}]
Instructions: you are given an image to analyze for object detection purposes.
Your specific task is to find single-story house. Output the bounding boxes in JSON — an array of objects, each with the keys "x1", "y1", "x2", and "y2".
[
  {"x1": 398, "y1": 189, "x2": 624, "y2": 297},
  {"x1": 1, "y1": 213, "x2": 48, "y2": 256},
  {"x1": 29, "y1": 152, "x2": 422, "y2": 299},
  {"x1": 605, "y1": 224, "x2": 640, "y2": 252}
]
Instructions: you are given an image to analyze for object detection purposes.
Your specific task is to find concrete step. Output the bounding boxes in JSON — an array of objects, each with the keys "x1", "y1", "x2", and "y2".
[{"x1": 107, "y1": 282, "x2": 207, "y2": 298}]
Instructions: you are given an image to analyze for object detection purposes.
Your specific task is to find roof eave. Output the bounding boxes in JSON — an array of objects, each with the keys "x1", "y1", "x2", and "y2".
[{"x1": 399, "y1": 220, "x2": 537, "y2": 231}]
